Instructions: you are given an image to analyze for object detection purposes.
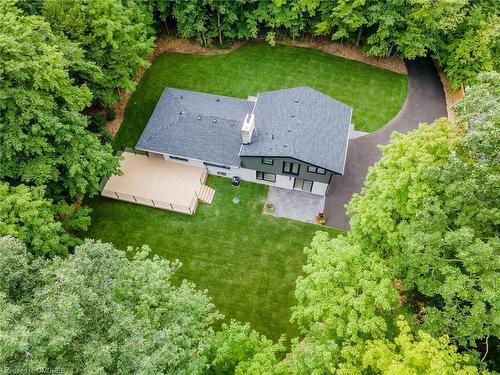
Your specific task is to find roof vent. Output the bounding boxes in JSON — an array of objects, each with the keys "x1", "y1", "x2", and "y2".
[
  {"x1": 288, "y1": 129, "x2": 292, "y2": 132},
  {"x1": 241, "y1": 113, "x2": 255, "y2": 144},
  {"x1": 216, "y1": 98, "x2": 220, "y2": 102},
  {"x1": 291, "y1": 115, "x2": 295, "y2": 118},
  {"x1": 180, "y1": 95, "x2": 183, "y2": 99},
  {"x1": 179, "y1": 111, "x2": 183, "y2": 115},
  {"x1": 230, "y1": 122, "x2": 235, "y2": 126},
  {"x1": 213, "y1": 119, "x2": 217, "y2": 123},
  {"x1": 294, "y1": 99, "x2": 299, "y2": 103},
  {"x1": 197, "y1": 115, "x2": 202, "y2": 120},
  {"x1": 283, "y1": 144, "x2": 288, "y2": 148},
  {"x1": 271, "y1": 134, "x2": 275, "y2": 140}
]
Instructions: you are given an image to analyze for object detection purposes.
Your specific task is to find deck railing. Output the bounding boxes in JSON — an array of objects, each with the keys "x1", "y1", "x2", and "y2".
[{"x1": 101, "y1": 190, "x2": 197, "y2": 215}]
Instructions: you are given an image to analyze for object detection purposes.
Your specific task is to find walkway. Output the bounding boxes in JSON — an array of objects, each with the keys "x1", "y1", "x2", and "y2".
[{"x1": 324, "y1": 57, "x2": 447, "y2": 230}]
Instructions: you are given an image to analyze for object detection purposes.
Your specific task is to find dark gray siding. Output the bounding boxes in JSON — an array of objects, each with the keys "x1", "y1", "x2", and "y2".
[{"x1": 240, "y1": 156, "x2": 333, "y2": 184}]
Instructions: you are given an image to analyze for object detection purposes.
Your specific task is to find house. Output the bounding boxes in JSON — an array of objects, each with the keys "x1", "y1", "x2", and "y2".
[{"x1": 135, "y1": 86, "x2": 352, "y2": 196}]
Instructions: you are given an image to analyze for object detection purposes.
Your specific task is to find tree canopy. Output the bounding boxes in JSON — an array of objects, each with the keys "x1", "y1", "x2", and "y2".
[
  {"x1": 0, "y1": 183, "x2": 90, "y2": 257},
  {"x1": 0, "y1": 3, "x2": 120, "y2": 201},
  {"x1": 0, "y1": 237, "x2": 221, "y2": 374},
  {"x1": 148, "y1": 0, "x2": 499, "y2": 88},
  {"x1": 347, "y1": 75, "x2": 499, "y2": 359},
  {"x1": 42, "y1": 0, "x2": 155, "y2": 105}
]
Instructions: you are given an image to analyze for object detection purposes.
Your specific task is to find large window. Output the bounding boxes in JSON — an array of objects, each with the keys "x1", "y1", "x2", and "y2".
[
  {"x1": 307, "y1": 165, "x2": 326, "y2": 174},
  {"x1": 283, "y1": 161, "x2": 300, "y2": 175},
  {"x1": 262, "y1": 157, "x2": 274, "y2": 165},
  {"x1": 256, "y1": 171, "x2": 276, "y2": 182},
  {"x1": 294, "y1": 178, "x2": 313, "y2": 192}
]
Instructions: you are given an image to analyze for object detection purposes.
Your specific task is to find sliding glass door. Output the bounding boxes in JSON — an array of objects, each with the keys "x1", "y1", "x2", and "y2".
[{"x1": 293, "y1": 178, "x2": 313, "y2": 192}]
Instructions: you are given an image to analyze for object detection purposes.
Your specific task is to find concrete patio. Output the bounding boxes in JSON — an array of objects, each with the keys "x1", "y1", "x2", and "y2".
[
  {"x1": 101, "y1": 151, "x2": 214, "y2": 214},
  {"x1": 265, "y1": 186, "x2": 326, "y2": 224}
]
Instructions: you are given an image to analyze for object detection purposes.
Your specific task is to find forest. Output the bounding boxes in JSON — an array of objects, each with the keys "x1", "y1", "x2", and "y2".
[{"x1": 0, "y1": 0, "x2": 498, "y2": 373}]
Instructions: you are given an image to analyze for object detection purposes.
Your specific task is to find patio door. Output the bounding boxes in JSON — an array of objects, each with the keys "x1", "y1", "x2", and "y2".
[{"x1": 293, "y1": 178, "x2": 313, "y2": 192}]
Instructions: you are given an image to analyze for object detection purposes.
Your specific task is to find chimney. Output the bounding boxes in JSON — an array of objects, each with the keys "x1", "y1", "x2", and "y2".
[{"x1": 241, "y1": 113, "x2": 255, "y2": 144}]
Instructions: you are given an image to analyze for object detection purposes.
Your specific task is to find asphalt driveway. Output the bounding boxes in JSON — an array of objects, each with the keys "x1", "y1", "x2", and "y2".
[{"x1": 324, "y1": 57, "x2": 447, "y2": 230}]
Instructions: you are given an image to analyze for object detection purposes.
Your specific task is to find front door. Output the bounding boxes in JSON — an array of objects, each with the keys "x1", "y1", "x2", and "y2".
[{"x1": 293, "y1": 178, "x2": 313, "y2": 192}]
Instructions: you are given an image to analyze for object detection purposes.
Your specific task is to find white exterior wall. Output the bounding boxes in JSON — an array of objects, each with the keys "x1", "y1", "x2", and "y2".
[{"x1": 160, "y1": 153, "x2": 328, "y2": 196}]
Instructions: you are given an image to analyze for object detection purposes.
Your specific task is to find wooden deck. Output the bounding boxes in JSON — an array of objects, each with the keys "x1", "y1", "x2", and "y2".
[{"x1": 101, "y1": 152, "x2": 214, "y2": 214}]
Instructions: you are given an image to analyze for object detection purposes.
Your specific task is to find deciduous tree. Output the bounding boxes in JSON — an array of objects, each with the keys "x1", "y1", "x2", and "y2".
[
  {"x1": 42, "y1": 0, "x2": 155, "y2": 105},
  {"x1": 0, "y1": 4, "x2": 120, "y2": 201},
  {"x1": 0, "y1": 182, "x2": 89, "y2": 258},
  {"x1": 0, "y1": 238, "x2": 221, "y2": 374}
]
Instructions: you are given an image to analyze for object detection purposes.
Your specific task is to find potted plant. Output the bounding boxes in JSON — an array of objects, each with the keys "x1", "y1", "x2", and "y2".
[
  {"x1": 265, "y1": 202, "x2": 274, "y2": 213},
  {"x1": 315, "y1": 212, "x2": 327, "y2": 225}
]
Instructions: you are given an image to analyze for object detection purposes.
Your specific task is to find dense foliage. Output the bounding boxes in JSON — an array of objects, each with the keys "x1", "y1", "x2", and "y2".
[
  {"x1": 1, "y1": 0, "x2": 498, "y2": 373},
  {"x1": 0, "y1": 237, "x2": 221, "y2": 373},
  {"x1": 0, "y1": 183, "x2": 89, "y2": 257},
  {"x1": 0, "y1": 3, "x2": 120, "y2": 201},
  {"x1": 153, "y1": 0, "x2": 498, "y2": 88},
  {"x1": 348, "y1": 73, "x2": 499, "y2": 355},
  {"x1": 42, "y1": 0, "x2": 155, "y2": 105}
]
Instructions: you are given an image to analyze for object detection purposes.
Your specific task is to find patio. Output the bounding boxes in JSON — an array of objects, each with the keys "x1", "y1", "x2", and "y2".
[
  {"x1": 101, "y1": 151, "x2": 214, "y2": 214},
  {"x1": 265, "y1": 186, "x2": 326, "y2": 224}
]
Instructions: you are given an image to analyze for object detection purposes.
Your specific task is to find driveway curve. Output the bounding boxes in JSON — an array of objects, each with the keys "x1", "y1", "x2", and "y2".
[{"x1": 324, "y1": 56, "x2": 447, "y2": 230}]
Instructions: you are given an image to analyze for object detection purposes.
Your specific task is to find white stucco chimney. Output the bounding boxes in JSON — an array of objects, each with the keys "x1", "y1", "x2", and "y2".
[{"x1": 241, "y1": 113, "x2": 255, "y2": 144}]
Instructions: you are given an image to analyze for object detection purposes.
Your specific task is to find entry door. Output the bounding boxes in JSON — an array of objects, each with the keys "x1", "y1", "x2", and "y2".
[{"x1": 293, "y1": 178, "x2": 313, "y2": 192}]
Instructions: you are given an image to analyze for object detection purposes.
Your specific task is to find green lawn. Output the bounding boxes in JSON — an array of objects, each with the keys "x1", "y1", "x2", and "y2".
[
  {"x1": 113, "y1": 43, "x2": 407, "y2": 150},
  {"x1": 87, "y1": 176, "x2": 340, "y2": 340}
]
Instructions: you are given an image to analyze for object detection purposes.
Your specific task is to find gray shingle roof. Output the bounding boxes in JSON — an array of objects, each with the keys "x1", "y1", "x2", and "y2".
[
  {"x1": 136, "y1": 86, "x2": 352, "y2": 175},
  {"x1": 136, "y1": 88, "x2": 254, "y2": 167},
  {"x1": 239, "y1": 87, "x2": 352, "y2": 174}
]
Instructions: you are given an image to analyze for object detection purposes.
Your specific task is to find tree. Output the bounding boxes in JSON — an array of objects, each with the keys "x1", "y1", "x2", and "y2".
[
  {"x1": 348, "y1": 114, "x2": 499, "y2": 358},
  {"x1": 283, "y1": 232, "x2": 399, "y2": 373},
  {"x1": 0, "y1": 183, "x2": 89, "y2": 257},
  {"x1": 315, "y1": 0, "x2": 370, "y2": 45},
  {"x1": 434, "y1": 1, "x2": 499, "y2": 89},
  {"x1": 0, "y1": 238, "x2": 221, "y2": 374},
  {"x1": 205, "y1": 321, "x2": 285, "y2": 374},
  {"x1": 363, "y1": 316, "x2": 480, "y2": 374},
  {"x1": 42, "y1": 0, "x2": 155, "y2": 105},
  {"x1": 0, "y1": 4, "x2": 120, "y2": 201}
]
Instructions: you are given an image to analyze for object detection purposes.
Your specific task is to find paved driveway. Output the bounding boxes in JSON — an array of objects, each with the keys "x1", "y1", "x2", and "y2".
[{"x1": 324, "y1": 57, "x2": 447, "y2": 230}]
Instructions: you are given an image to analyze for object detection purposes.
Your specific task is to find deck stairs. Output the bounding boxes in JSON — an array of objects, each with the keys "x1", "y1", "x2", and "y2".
[{"x1": 197, "y1": 184, "x2": 215, "y2": 204}]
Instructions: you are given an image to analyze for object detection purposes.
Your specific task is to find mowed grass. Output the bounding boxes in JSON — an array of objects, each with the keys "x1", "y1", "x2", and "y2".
[
  {"x1": 87, "y1": 176, "x2": 340, "y2": 340},
  {"x1": 113, "y1": 43, "x2": 407, "y2": 150}
]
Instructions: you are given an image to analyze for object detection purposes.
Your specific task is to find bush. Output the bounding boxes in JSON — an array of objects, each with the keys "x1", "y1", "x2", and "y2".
[
  {"x1": 100, "y1": 129, "x2": 113, "y2": 144},
  {"x1": 88, "y1": 114, "x2": 107, "y2": 133},
  {"x1": 105, "y1": 108, "x2": 116, "y2": 121}
]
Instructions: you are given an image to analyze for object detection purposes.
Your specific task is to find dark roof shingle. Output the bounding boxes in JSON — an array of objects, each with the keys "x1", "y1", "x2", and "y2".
[
  {"x1": 136, "y1": 88, "x2": 254, "y2": 167},
  {"x1": 136, "y1": 86, "x2": 352, "y2": 174},
  {"x1": 239, "y1": 87, "x2": 351, "y2": 174}
]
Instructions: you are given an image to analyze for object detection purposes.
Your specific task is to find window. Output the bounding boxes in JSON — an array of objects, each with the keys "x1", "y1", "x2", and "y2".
[
  {"x1": 256, "y1": 171, "x2": 276, "y2": 182},
  {"x1": 262, "y1": 157, "x2": 274, "y2": 165},
  {"x1": 307, "y1": 165, "x2": 326, "y2": 174},
  {"x1": 204, "y1": 162, "x2": 230, "y2": 169},
  {"x1": 294, "y1": 178, "x2": 313, "y2": 192},
  {"x1": 169, "y1": 155, "x2": 188, "y2": 162},
  {"x1": 283, "y1": 161, "x2": 300, "y2": 175},
  {"x1": 217, "y1": 171, "x2": 227, "y2": 176}
]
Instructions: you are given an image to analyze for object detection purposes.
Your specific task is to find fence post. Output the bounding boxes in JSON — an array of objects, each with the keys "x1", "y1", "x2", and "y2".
[
  {"x1": 151, "y1": 200, "x2": 155, "y2": 206},
  {"x1": 170, "y1": 203, "x2": 174, "y2": 210},
  {"x1": 133, "y1": 195, "x2": 137, "y2": 203},
  {"x1": 115, "y1": 192, "x2": 119, "y2": 199}
]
